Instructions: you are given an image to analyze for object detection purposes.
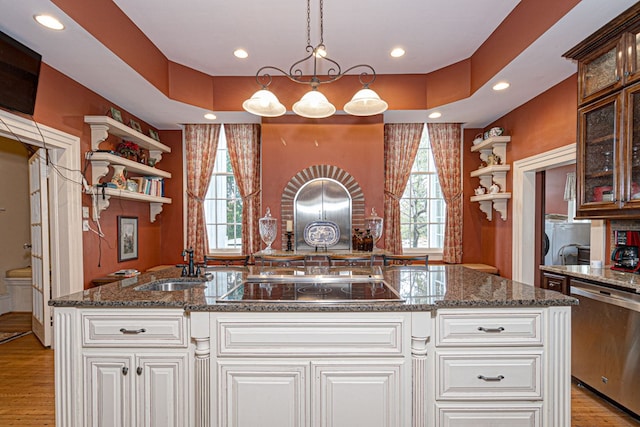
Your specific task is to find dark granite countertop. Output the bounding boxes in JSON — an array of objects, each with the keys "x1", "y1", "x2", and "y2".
[
  {"x1": 540, "y1": 265, "x2": 640, "y2": 293},
  {"x1": 50, "y1": 265, "x2": 576, "y2": 311}
]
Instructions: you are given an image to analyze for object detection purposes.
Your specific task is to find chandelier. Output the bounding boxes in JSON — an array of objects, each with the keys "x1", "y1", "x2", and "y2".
[{"x1": 242, "y1": 0, "x2": 388, "y2": 119}]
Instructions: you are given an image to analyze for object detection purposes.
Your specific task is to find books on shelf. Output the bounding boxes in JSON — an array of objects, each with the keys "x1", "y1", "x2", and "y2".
[{"x1": 129, "y1": 176, "x2": 165, "y2": 197}]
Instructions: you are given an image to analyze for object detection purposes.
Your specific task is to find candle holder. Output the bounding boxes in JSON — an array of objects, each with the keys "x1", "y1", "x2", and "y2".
[{"x1": 285, "y1": 231, "x2": 294, "y2": 252}]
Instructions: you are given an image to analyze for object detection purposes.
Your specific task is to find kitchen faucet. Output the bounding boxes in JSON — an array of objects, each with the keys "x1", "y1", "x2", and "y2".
[{"x1": 178, "y1": 248, "x2": 200, "y2": 277}]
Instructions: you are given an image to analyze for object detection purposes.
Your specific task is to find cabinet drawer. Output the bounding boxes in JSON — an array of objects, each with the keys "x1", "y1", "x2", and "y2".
[
  {"x1": 436, "y1": 351, "x2": 542, "y2": 400},
  {"x1": 436, "y1": 404, "x2": 541, "y2": 427},
  {"x1": 82, "y1": 311, "x2": 187, "y2": 347},
  {"x1": 436, "y1": 309, "x2": 543, "y2": 346},
  {"x1": 215, "y1": 316, "x2": 406, "y2": 356}
]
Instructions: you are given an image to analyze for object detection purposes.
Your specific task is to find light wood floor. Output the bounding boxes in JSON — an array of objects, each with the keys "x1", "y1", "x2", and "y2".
[{"x1": 1, "y1": 312, "x2": 639, "y2": 426}]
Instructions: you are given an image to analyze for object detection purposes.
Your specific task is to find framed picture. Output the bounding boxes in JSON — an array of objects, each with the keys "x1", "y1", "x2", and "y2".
[
  {"x1": 148, "y1": 129, "x2": 160, "y2": 141},
  {"x1": 110, "y1": 107, "x2": 123, "y2": 123},
  {"x1": 118, "y1": 216, "x2": 138, "y2": 262},
  {"x1": 129, "y1": 119, "x2": 142, "y2": 133}
]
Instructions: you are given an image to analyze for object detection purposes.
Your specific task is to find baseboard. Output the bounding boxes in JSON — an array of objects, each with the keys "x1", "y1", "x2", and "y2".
[{"x1": 0, "y1": 294, "x2": 11, "y2": 316}]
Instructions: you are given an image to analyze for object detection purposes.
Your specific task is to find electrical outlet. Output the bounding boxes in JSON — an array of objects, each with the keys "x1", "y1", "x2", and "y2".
[
  {"x1": 82, "y1": 206, "x2": 90, "y2": 219},
  {"x1": 82, "y1": 220, "x2": 89, "y2": 231}
]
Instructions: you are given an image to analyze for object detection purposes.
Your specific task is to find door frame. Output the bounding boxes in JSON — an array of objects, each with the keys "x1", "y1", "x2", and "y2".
[
  {"x1": 0, "y1": 109, "x2": 83, "y2": 300},
  {"x1": 512, "y1": 144, "x2": 569, "y2": 284}
]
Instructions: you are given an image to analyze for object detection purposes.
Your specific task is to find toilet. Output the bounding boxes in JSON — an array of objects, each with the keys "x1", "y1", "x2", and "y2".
[{"x1": 3, "y1": 266, "x2": 32, "y2": 313}]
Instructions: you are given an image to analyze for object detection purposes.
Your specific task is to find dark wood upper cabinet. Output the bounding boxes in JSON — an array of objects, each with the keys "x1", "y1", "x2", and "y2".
[{"x1": 565, "y1": 3, "x2": 640, "y2": 219}]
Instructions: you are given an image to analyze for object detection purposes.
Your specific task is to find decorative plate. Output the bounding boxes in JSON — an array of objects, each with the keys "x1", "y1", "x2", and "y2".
[{"x1": 303, "y1": 220, "x2": 340, "y2": 247}]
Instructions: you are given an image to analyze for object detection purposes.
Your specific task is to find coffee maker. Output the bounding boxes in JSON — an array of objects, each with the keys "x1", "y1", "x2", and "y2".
[{"x1": 611, "y1": 230, "x2": 640, "y2": 273}]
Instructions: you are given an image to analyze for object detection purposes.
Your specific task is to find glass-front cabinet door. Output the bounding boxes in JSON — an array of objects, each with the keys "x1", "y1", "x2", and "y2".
[
  {"x1": 577, "y1": 93, "x2": 621, "y2": 213},
  {"x1": 624, "y1": 30, "x2": 640, "y2": 86},
  {"x1": 622, "y1": 82, "x2": 640, "y2": 209},
  {"x1": 578, "y1": 39, "x2": 624, "y2": 105}
]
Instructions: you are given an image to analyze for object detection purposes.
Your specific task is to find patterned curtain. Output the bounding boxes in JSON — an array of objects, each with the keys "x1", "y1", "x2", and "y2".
[
  {"x1": 185, "y1": 124, "x2": 221, "y2": 262},
  {"x1": 428, "y1": 123, "x2": 463, "y2": 263},
  {"x1": 383, "y1": 123, "x2": 424, "y2": 254},
  {"x1": 224, "y1": 124, "x2": 261, "y2": 255}
]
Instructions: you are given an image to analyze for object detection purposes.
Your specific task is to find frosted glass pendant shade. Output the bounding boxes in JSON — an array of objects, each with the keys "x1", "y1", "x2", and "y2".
[
  {"x1": 343, "y1": 88, "x2": 388, "y2": 116},
  {"x1": 242, "y1": 89, "x2": 286, "y2": 117},
  {"x1": 292, "y1": 89, "x2": 336, "y2": 118}
]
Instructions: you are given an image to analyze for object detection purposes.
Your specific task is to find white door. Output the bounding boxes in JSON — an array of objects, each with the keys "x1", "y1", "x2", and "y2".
[
  {"x1": 312, "y1": 361, "x2": 403, "y2": 427},
  {"x1": 28, "y1": 149, "x2": 51, "y2": 346},
  {"x1": 218, "y1": 361, "x2": 309, "y2": 427},
  {"x1": 136, "y1": 354, "x2": 189, "y2": 427},
  {"x1": 84, "y1": 354, "x2": 134, "y2": 427}
]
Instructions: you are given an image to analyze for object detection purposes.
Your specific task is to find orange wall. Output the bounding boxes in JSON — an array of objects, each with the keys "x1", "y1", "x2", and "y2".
[
  {"x1": 32, "y1": 64, "x2": 183, "y2": 288},
  {"x1": 261, "y1": 115, "x2": 385, "y2": 250},
  {"x1": 545, "y1": 164, "x2": 574, "y2": 216},
  {"x1": 463, "y1": 75, "x2": 578, "y2": 278}
]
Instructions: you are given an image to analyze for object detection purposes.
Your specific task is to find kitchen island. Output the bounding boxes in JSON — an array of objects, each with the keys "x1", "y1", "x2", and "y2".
[{"x1": 51, "y1": 265, "x2": 575, "y2": 427}]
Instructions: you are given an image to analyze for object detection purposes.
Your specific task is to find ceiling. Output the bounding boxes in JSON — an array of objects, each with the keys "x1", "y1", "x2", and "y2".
[{"x1": 1, "y1": 0, "x2": 638, "y2": 129}]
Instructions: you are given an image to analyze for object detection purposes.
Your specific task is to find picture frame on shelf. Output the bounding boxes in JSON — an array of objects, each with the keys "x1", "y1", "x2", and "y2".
[
  {"x1": 148, "y1": 129, "x2": 160, "y2": 141},
  {"x1": 129, "y1": 119, "x2": 142, "y2": 133},
  {"x1": 117, "y1": 216, "x2": 138, "y2": 262},
  {"x1": 110, "y1": 107, "x2": 123, "y2": 123}
]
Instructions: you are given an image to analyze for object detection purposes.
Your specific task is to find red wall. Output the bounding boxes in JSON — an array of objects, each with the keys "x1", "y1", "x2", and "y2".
[
  {"x1": 26, "y1": 64, "x2": 579, "y2": 287},
  {"x1": 545, "y1": 164, "x2": 574, "y2": 216},
  {"x1": 261, "y1": 116, "x2": 385, "y2": 250},
  {"x1": 32, "y1": 64, "x2": 183, "y2": 288},
  {"x1": 463, "y1": 75, "x2": 578, "y2": 278}
]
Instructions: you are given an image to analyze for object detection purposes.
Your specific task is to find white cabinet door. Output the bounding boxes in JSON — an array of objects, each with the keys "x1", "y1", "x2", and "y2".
[
  {"x1": 312, "y1": 361, "x2": 404, "y2": 427},
  {"x1": 218, "y1": 361, "x2": 309, "y2": 427},
  {"x1": 136, "y1": 354, "x2": 189, "y2": 427},
  {"x1": 84, "y1": 354, "x2": 134, "y2": 427}
]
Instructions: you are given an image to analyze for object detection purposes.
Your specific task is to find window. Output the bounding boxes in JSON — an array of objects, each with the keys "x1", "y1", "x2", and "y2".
[
  {"x1": 400, "y1": 125, "x2": 446, "y2": 250},
  {"x1": 204, "y1": 128, "x2": 242, "y2": 252}
]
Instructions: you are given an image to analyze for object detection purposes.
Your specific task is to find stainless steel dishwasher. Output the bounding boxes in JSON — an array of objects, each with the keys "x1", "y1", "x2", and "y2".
[{"x1": 570, "y1": 279, "x2": 640, "y2": 417}]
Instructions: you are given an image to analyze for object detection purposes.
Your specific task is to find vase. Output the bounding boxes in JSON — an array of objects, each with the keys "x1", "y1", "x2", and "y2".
[
  {"x1": 259, "y1": 207, "x2": 277, "y2": 253},
  {"x1": 111, "y1": 165, "x2": 127, "y2": 189}
]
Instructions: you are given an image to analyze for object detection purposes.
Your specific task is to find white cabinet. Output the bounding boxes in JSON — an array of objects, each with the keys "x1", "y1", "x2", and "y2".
[
  {"x1": 470, "y1": 136, "x2": 511, "y2": 220},
  {"x1": 84, "y1": 353, "x2": 188, "y2": 427},
  {"x1": 431, "y1": 308, "x2": 571, "y2": 427},
  {"x1": 84, "y1": 116, "x2": 172, "y2": 222},
  {"x1": 210, "y1": 313, "x2": 412, "y2": 427},
  {"x1": 54, "y1": 308, "x2": 192, "y2": 427}
]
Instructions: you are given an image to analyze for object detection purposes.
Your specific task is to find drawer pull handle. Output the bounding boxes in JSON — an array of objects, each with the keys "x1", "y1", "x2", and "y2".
[
  {"x1": 478, "y1": 374, "x2": 504, "y2": 382},
  {"x1": 119, "y1": 328, "x2": 146, "y2": 334},
  {"x1": 477, "y1": 326, "x2": 505, "y2": 333}
]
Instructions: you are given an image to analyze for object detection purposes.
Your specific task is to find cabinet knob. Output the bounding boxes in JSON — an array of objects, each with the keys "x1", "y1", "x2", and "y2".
[
  {"x1": 136, "y1": 367, "x2": 143, "y2": 376},
  {"x1": 122, "y1": 367, "x2": 128, "y2": 376},
  {"x1": 477, "y1": 326, "x2": 505, "y2": 333}
]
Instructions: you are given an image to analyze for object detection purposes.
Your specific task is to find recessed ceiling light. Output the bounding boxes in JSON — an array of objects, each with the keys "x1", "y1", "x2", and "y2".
[
  {"x1": 34, "y1": 14, "x2": 64, "y2": 30},
  {"x1": 204, "y1": 113, "x2": 217, "y2": 120},
  {"x1": 234, "y1": 49, "x2": 248, "y2": 59},
  {"x1": 428, "y1": 112, "x2": 442, "y2": 119},
  {"x1": 493, "y1": 81, "x2": 510, "y2": 91},
  {"x1": 390, "y1": 47, "x2": 405, "y2": 58}
]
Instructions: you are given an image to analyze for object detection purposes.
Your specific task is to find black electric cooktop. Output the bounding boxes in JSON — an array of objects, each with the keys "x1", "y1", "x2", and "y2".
[{"x1": 217, "y1": 266, "x2": 404, "y2": 303}]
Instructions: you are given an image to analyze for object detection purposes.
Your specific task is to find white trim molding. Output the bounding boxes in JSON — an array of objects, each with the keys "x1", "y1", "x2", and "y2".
[
  {"x1": 0, "y1": 110, "x2": 84, "y2": 297},
  {"x1": 512, "y1": 144, "x2": 577, "y2": 284}
]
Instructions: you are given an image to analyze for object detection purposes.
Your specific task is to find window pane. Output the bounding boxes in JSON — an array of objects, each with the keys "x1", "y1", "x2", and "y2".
[
  {"x1": 204, "y1": 127, "x2": 243, "y2": 251},
  {"x1": 399, "y1": 124, "x2": 446, "y2": 251}
]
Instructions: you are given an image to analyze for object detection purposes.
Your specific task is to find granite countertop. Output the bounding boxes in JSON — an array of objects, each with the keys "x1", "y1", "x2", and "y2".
[
  {"x1": 540, "y1": 265, "x2": 640, "y2": 293},
  {"x1": 50, "y1": 265, "x2": 576, "y2": 312}
]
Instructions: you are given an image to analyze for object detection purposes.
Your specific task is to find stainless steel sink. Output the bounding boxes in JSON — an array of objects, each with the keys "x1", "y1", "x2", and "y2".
[{"x1": 135, "y1": 280, "x2": 205, "y2": 291}]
